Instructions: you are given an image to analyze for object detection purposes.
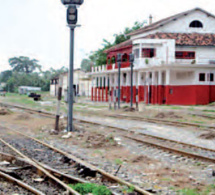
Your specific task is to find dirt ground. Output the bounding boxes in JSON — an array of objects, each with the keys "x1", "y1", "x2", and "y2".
[{"x1": 1, "y1": 109, "x2": 215, "y2": 194}]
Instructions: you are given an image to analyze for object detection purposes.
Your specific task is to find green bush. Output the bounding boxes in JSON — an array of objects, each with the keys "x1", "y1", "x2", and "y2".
[{"x1": 69, "y1": 183, "x2": 111, "y2": 195}]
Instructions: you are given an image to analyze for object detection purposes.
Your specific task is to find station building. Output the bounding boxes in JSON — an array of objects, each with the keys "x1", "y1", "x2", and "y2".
[{"x1": 90, "y1": 8, "x2": 215, "y2": 105}]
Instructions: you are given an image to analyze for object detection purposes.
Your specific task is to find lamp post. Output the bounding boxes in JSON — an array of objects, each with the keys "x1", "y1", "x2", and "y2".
[
  {"x1": 129, "y1": 53, "x2": 134, "y2": 108},
  {"x1": 117, "y1": 53, "x2": 122, "y2": 109},
  {"x1": 61, "y1": 0, "x2": 84, "y2": 132}
]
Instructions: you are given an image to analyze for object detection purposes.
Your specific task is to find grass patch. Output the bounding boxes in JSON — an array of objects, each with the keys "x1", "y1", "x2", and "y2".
[
  {"x1": 203, "y1": 110, "x2": 215, "y2": 113},
  {"x1": 69, "y1": 183, "x2": 111, "y2": 195},
  {"x1": 122, "y1": 185, "x2": 135, "y2": 194},
  {"x1": 177, "y1": 188, "x2": 199, "y2": 195},
  {"x1": 114, "y1": 158, "x2": 123, "y2": 165}
]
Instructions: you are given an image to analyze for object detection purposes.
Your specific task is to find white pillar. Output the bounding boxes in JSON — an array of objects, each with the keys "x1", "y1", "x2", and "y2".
[
  {"x1": 114, "y1": 73, "x2": 118, "y2": 87},
  {"x1": 158, "y1": 71, "x2": 162, "y2": 85},
  {"x1": 139, "y1": 44, "x2": 142, "y2": 59},
  {"x1": 137, "y1": 72, "x2": 141, "y2": 86},
  {"x1": 166, "y1": 69, "x2": 170, "y2": 85},
  {"x1": 126, "y1": 72, "x2": 130, "y2": 86},
  {"x1": 101, "y1": 76, "x2": 104, "y2": 88},
  {"x1": 152, "y1": 71, "x2": 156, "y2": 85},
  {"x1": 133, "y1": 72, "x2": 137, "y2": 86}
]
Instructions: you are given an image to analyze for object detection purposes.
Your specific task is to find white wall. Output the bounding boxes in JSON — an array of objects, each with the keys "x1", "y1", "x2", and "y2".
[
  {"x1": 161, "y1": 10, "x2": 215, "y2": 34},
  {"x1": 176, "y1": 46, "x2": 215, "y2": 64}
]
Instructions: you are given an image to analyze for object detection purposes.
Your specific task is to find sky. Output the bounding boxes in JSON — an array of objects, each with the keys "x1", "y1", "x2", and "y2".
[{"x1": 0, "y1": 0, "x2": 215, "y2": 72}]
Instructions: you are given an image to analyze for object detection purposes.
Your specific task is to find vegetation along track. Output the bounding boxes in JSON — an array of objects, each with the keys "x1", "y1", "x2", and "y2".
[
  {"x1": 1, "y1": 102, "x2": 215, "y2": 164},
  {"x1": 0, "y1": 125, "x2": 151, "y2": 195}
]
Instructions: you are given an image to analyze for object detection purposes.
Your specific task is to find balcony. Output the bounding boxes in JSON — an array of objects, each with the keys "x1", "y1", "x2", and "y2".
[
  {"x1": 134, "y1": 57, "x2": 164, "y2": 67},
  {"x1": 115, "y1": 62, "x2": 130, "y2": 69}
]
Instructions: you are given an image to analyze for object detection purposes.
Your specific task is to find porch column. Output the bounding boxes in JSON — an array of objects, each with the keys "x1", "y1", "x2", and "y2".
[
  {"x1": 158, "y1": 71, "x2": 162, "y2": 105},
  {"x1": 166, "y1": 69, "x2": 170, "y2": 85},
  {"x1": 145, "y1": 72, "x2": 150, "y2": 104},
  {"x1": 133, "y1": 72, "x2": 137, "y2": 103},
  {"x1": 101, "y1": 76, "x2": 104, "y2": 102},
  {"x1": 139, "y1": 44, "x2": 142, "y2": 59},
  {"x1": 91, "y1": 77, "x2": 94, "y2": 101},
  {"x1": 166, "y1": 69, "x2": 170, "y2": 105},
  {"x1": 126, "y1": 72, "x2": 130, "y2": 103},
  {"x1": 105, "y1": 75, "x2": 108, "y2": 102},
  {"x1": 120, "y1": 72, "x2": 123, "y2": 101}
]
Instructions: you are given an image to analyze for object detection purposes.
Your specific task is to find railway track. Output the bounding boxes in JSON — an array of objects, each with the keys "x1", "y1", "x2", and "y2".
[
  {"x1": 0, "y1": 125, "x2": 151, "y2": 195},
  {"x1": 1, "y1": 102, "x2": 215, "y2": 164},
  {"x1": 1, "y1": 102, "x2": 215, "y2": 130}
]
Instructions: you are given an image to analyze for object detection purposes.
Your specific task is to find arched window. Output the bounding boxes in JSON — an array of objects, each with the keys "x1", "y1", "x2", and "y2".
[
  {"x1": 122, "y1": 54, "x2": 128, "y2": 62},
  {"x1": 111, "y1": 56, "x2": 116, "y2": 64},
  {"x1": 107, "y1": 58, "x2": 111, "y2": 65},
  {"x1": 189, "y1": 20, "x2": 203, "y2": 28}
]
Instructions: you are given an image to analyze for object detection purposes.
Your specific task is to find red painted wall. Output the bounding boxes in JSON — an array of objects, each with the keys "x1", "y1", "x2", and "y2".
[{"x1": 92, "y1": 85, "x2": 215, "y2": 105}]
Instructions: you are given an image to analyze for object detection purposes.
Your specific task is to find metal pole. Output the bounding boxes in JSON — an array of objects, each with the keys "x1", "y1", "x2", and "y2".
[
  {"x1": 118, "y1": 62, "x2": 121, "y2": 109},
  {"x1": 68, "y1": 26, "x2": 75, "y2": 132},
  {"x1": 130, "y1": 62, "x2": 133, "y2": 108},
  {"x1": 55, "y1": 76, "x2": 63, "y2": 131}
]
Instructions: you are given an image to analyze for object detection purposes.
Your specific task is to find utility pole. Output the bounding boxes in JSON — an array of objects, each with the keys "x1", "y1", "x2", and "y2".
[
  {"x1": 117, "y1": 53, "x2": 122, "y2": 109},
  {"x1": 129, "y1": 53, "x2": 134, "y2": 108},
  {"x1": 60, "y1": 0, "x2": 84, "y2": 132}
]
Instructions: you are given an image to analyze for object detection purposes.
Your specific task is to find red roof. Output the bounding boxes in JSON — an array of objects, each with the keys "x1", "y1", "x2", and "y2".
[
  {"x1": 104, "y1": 39, "x2": 132, "y2": 53},
  {"x1": 143, "y1": 33, "x2": 215, "y2": 46}
]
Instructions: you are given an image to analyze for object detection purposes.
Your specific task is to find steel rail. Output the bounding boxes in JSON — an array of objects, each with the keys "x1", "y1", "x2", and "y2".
[
  {"x1": 1, "y1": 102, "x2": 215, "y2": 129},
  {"x1": 0, "y1": 170, "x2": 45, "y2": 195},
  {"x1": 2, "y1": 126, "x2": 152, "y2": 195},
  {"x1": 2, "y1": 102, "x2": 215, "y2": 162},
  {"x1": 0, "y1": 138, "x2": 81, "y2": 195}
]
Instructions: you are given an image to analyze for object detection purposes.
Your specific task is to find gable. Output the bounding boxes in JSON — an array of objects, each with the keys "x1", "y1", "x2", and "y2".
[
  {"x1": 129, "y1": 8, "x2": 215, "y2": 39},
  {"x1": 160, "y1": 10, "x2": 215, "y2": 34}
]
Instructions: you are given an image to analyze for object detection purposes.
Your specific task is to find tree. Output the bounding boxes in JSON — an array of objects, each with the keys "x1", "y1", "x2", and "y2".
[
  {"x1": 8, "y1": 56, "x2": 42, "y2": 74},
  {"x1": 81, "y1": 59, "x2": 92, "y2": 72},
  {"x1": 88, "y1": 21, "x2": 146, "y2": 66},
  {"x1": 0, "y1": 70, "x2": 12, "y2": 82}
]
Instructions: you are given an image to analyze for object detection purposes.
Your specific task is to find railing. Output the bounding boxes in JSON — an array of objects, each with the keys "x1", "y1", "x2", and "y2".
[{"x1": 91, "y1": 57, "x2": 215, "y2": 73}]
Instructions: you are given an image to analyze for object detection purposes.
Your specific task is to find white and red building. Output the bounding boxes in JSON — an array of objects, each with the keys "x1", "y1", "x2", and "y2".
[{"x1": 90, "y1": 8, "x2": 215, "y2": 105}]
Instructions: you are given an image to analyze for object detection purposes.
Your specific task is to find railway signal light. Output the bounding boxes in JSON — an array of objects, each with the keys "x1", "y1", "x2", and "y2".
[
  {"x1": 60, "y1": 0, "x2": 84, "y2": 132},
  {"x1": 117, "y1": 53, "x2": 122, "y2": 62},
  {"x1": 61, "y1": 0, "x2": 84, "y2": 5},
  {"x1": 67, "y1": 6, "x2": 78, "y2": 25}
]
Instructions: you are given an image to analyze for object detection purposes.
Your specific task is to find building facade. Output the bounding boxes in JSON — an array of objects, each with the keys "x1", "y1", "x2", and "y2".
[
  {"x1": 50, "y1": 69, "x2": 92, "y2": 97},
  {"x1": 90, "y1": 8, "x2": 215, "y2": 105}
]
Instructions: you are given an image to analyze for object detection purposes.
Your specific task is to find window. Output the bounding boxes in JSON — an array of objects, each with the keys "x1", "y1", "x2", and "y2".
[
  {"x1": 134, "y1": 49, "x2": 139, "y2": 58},
  {"x1": 111, "y1": 57, "x2": 116, "y2": 64},
  {"x1": 175, "y1": 51, "x2": 195, "y2": 59},
  {"x1": 169, "y1": 89, "x2": 173, "y2": 95},
  {"x1": 122, "y1": 54, "x2": 128, "y2": 62},
  {"x1": 207, "y1": 73, "x2": 214, "y2": 82},
  {"x1": 142, "y1": 48, "x2": 156, "y2": 58},
  {"x1": 107, "y1": 58, "x2": 111, "y2": 64},
  {"x1": 199, "y1": 73, "x2": 205, "y2": 81},
  {"x1": 189, "y1": 20, "x2": 203, "y2": 28}
]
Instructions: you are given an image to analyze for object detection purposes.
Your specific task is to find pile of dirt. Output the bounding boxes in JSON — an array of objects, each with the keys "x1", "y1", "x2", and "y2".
[
  {"x1": 85, "y1": 133, "x2": 118, "y2": 148},
  {"x1": 0, "y1": 107, "x2": 11, "y2": 115},
  {"x1": 155, "y1": 112, "x2": 182, "y2": 119},
  {"x1": 123, "y1": 107, "x2": 136, "y2": 112},
  {"x1": 131, "y1": 155, "x2": 156, "y2": 164},
  {"x1": 15, "y1": 114, "x2": 31, "y2": 120},
  {"x1": 199, "y1": 131, "x2": 215, "y2": 140}
]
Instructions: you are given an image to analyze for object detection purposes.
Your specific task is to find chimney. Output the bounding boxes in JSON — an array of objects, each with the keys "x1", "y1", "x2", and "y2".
[{"x1": 149, "y1": 15, "x2": 153, "y2": 25}]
